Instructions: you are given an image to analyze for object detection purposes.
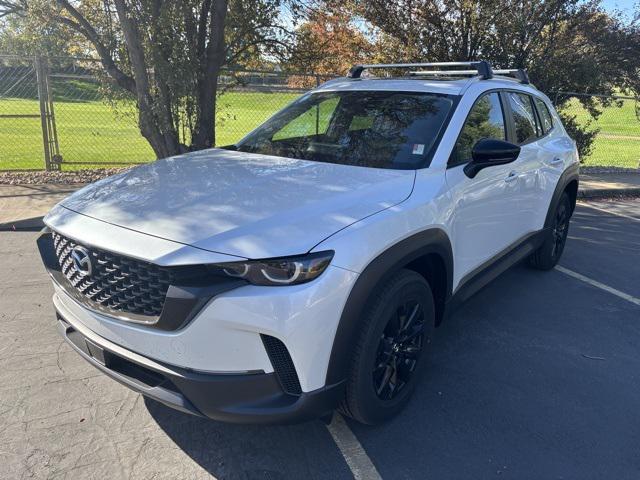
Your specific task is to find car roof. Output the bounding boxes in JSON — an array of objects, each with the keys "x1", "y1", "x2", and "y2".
[{"x1": 314, "y1": 76, "x2": 539, "y2": 97}]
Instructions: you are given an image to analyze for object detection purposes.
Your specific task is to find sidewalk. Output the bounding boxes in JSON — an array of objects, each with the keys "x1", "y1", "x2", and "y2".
[
  {"x1": 0, "y1": 184, "x2": 85, "y2": 230},
  {"x1": 0, "y1": 172, "x2": 638, "y2": 230},
  {"x1": 578, "y1": 172, "x2": 640, "y2": 199}
]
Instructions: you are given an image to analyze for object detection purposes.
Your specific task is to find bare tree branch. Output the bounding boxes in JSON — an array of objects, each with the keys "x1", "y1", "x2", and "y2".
[{"x1": 55, "y1": 0, "x2": 135, "y2": 93}]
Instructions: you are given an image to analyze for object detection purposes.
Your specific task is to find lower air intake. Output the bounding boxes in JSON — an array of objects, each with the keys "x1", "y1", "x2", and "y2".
[{"x1": 260, "y1": 335, "x2": 302, "y2": 395}]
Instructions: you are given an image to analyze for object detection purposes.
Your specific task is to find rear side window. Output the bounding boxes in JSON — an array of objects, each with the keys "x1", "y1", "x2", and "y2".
[
  {"x1": 534, "y1": 97, "x2": 554, "y2": 133},
  {"x1": 507, "y1": 92, "x2": 539, "y2": 144},
  {"x1": 449, "y1": 92, "x2": 506, "y2": 166}
]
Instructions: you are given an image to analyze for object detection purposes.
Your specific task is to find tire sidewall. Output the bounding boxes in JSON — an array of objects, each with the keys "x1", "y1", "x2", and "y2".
[
  {"x1": 530, "y1": 192, "x2": 572, "y2": 270},
  {"x1": 545, "y1": 192, "x2": 571, "y2": 264},
  {"x1": 551, "y1": 194, "x2": 571, "y2": 260},
  {"x1": 351, "y1": 271, "x2": 435, "y2": 424}
]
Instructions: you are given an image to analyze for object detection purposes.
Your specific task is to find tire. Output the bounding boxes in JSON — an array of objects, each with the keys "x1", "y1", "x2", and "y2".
[
  {"x1": 339, "y1": 269, "x2": 435, "y2": 425},
  {"x1": 529, "y1": 192, "x2": 572, "y2": 270}
]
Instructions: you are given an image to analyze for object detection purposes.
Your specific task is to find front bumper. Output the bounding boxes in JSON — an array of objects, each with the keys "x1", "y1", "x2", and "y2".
[
  {"x1": 38, "y1": 220, "x2": 359, "y2": 422},
  {"x1": 57, "y1": 311, "x2": 345, "y2": 424},
  {"x1": 39, "y1": 226, "x2": 359, "y2": 393}
]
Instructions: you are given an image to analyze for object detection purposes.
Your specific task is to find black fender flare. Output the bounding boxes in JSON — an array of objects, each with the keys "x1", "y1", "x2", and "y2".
[
  {"x1": 325, "y1": 228, "x2": 453, "y2": 385},
  {"x1": 544, "y1": 163, "x2": 579, "y2": 227}
]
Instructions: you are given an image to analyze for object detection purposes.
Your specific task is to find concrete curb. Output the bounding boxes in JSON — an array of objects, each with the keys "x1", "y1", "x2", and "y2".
[
  {"x1": 0, "y1": 216, "x2": 45, "y2": 232},
  {"x1": 578, "y1": 188, "x2": 640, "y2": 200}
]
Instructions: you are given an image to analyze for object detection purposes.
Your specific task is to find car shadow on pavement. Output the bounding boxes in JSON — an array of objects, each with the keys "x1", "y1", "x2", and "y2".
[
  {"x1": 345, "y1": 262, "x2": 640, "y2": 479},
  {"x1": 144, "y1": 397, "x2": 352, "y2": 479}
]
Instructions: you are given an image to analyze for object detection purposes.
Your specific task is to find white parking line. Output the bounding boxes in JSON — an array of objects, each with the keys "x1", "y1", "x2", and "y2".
[
  {"x1": 326, "y1": 413, "x2": 383, "y2": 480},
  {"x1": 577, "y1": 201, "x2": 640, "y2": 223},
  {"x1": 555, "y1": 265, "x2": 640, "y2": 307}
]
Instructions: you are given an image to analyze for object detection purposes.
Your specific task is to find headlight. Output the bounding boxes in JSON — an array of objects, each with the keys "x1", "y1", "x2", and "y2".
[{"x1": 209, "y1": 251, "x2": 334, "y2": 286}]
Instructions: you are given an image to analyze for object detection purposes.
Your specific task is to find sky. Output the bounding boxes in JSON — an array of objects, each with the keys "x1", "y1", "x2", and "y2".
[
  {"x1": 276, "y1": 0, "x2": 636, "y2": 34},
  {"x1": 600, "y1": 0, "x2": 636, "y2": 19}
]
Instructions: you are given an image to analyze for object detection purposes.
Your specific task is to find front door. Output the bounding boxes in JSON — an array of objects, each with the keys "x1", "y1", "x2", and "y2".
[{"x1": 445, "y1": 91, "x2": 528, "y2": 289}]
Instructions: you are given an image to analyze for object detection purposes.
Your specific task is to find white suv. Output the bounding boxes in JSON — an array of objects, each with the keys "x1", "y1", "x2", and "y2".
[{"x1": 38, "y1": 61, "x2": 579, "y2": 425}]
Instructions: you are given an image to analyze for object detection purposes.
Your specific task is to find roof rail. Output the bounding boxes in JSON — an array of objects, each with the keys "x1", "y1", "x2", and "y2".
[
  {"x1": 346, "y1": 61, "x2": 530, "y2": 84},
  {"x1": 347, "y1": 61, "x2": 493, "y2": 79},
  {"x1": 493, "y1": 69, "x2": 530, "y2": 84}
]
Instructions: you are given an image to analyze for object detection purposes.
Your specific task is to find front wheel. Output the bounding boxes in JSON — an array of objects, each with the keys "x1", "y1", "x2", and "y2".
[
  {"x1": 529, "y1": 192, "x2": 572, "y2": 270},
  {"x1": 339, "y1": 269, "x2": 435, "y2": 425}
]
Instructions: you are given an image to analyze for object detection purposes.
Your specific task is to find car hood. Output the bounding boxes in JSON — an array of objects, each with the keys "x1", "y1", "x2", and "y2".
[{"x1": 58, "y1": 149, "x2": 415, "y2": 259}]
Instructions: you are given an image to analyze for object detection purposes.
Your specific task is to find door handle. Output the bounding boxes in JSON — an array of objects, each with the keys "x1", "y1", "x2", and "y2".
[
  {"x1": 504, "y1": 171, "x2": 518, "y2": 183},
  {"x1": 550, "y1": 157, "x2": 563, "y2": 165}
]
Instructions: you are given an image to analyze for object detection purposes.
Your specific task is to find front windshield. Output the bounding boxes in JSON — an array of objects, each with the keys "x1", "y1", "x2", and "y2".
[{"x1": 234, "y1": 90, "x2": 455, "y2": 170}]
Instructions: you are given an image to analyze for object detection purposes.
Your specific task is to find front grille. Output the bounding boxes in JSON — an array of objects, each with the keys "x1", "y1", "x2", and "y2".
[
  {"x1": 261, "y1": 335, "x2": 302, "y2": 395},
  {"x1": 52, "y1": 231, "x2": 175, "y2": 318}
]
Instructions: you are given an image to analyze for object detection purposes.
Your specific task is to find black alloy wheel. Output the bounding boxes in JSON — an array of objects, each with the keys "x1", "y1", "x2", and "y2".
[
  {"x1": 529, "y1": 192, "x2": 572, "y2": 270},
  {"x1": 373, "y1": 300, "x2": 426, "y2": 400},
  {"x1": 551, "y1": 197, "x2": 570, "y2": 259}
]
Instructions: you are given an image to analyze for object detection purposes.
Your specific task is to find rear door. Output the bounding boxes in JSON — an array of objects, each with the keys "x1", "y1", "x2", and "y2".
[
  {"x1": 530, "y1": 96, "x2": 573, "y2": 229},
  {"x1": 502, "y1": 91, "x2": 574, "y2": 234},
  {"x1": 502, "y1": 91, "x2": 545, "y2": 235},
  {"x1": 445, "y1": 91, "x2": 529, "y2": 287}
]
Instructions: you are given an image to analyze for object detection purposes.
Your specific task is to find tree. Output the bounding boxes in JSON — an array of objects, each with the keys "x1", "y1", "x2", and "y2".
[
  {"x1": 0, "y1": 0, "x2": 291, "y2": 158},
  {"x1": 0, "y1": 5, "x2": 86, "y2": 56},
  {"x1": 345, "y1": 0, "x2": 640, "y2": 157},
  {"x1": 288, "y1": 3, "x2": 373, "y2": 77}
]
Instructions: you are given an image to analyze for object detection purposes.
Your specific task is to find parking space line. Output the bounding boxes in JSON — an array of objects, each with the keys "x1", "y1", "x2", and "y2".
[
  {"x1": 326, "y1": 413, "x2": 383, "y2": 480},
  {"x1": 577, "y1": 201, "x2": 640, "y2": 223},
  {"x1": 555, "y1": 265, "x2": 640, "y2": 307}
]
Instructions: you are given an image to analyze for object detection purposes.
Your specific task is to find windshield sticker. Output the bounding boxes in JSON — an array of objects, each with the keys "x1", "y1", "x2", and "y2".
[{"x1": 412, "y1": 144, "x2": 425, "y2": 155}]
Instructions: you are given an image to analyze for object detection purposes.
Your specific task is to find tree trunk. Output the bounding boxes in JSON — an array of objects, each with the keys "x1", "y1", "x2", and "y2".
[
  {"x1": 54, "y1": 0, "x2": 232, "y2": 158},
  {"x1": 192, "y1": 0, "x2": 228, "y2": 150},
  {"x1": 113, "y1": 0, "x2": 182, "y2": 159}
]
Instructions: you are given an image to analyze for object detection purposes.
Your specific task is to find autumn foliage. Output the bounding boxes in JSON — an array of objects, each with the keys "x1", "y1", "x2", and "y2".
[{"x1": 287, "y1": 7, "x2": 373, "y2": 87}]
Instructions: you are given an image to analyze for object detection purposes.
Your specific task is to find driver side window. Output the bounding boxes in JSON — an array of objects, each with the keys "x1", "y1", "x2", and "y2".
[{"x1": 449, "y1": 92, "x2": 506, "y2": 167}]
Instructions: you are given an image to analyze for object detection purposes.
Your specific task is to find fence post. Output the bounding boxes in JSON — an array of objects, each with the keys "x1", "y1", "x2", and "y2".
[
  {"x1": 35, "y1": 55, "x2": 53, "y2": 171},
  {"x1": 45, "y1": 62, "x2": 61, "y2": 167}
]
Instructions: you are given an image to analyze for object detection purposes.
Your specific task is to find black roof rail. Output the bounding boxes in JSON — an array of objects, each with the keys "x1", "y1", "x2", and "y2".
[{"x1": 346, "y1": 61, "x2": 530, "y2": 84}]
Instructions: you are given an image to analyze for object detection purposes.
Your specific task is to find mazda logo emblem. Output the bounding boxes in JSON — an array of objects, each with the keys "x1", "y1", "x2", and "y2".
[{"x1": 71, "y1": 246, "x2": 93, "y2": 277}]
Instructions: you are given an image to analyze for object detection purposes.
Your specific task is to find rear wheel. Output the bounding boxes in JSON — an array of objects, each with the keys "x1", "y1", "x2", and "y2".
[
  {"x1": 339, "y1": 269, "x2": 435, "y2": 425},
  {"x1": 529, "y1": 192, "x2": 571, "y2": 270}
]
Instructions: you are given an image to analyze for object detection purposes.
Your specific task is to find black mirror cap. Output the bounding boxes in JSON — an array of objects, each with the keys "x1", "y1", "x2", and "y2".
[{"x1": 464, "y1": 138, "x2": 521, "y2": 178}]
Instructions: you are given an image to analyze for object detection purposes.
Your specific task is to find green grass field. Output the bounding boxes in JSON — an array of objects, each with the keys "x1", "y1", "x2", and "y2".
[
  {"x1": 562, "y1": 97, "x2": 640, "y2": 168},
  {"x1": 0, "y1": 90, "x2": 638, "y2": 170},
  {"x1": 0, "y1": 91, "x2": 300, "y2": 171}
]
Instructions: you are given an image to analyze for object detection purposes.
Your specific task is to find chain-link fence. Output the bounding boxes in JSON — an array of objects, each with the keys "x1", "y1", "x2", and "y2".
[
  {"x1": 47, "y1": 58, "x2": 153, "y2": 169},
  {"x1": 0, "y1": 55, "x2": 150, "y2": 170},
  {"x1": 216, "y1": 69, "x2": 333, "y2": 147},
  {"x1": 0, "y1": 55, "x2": 43, "y2": 170},
  {"x1": 554, "y1": 92, "x2": 640, "y2": 169},
  {"x1": 1, "y1": 54, "x2": 638, "y2": 171},
  {"x1": 0, "y1": 54, "x2": 332, "y2": 171}
]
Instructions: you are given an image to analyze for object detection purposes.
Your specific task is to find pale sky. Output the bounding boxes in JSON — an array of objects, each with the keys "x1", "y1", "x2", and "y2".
[{"x1": 600, "y1": 0, "x2": 636, "y2": 19}]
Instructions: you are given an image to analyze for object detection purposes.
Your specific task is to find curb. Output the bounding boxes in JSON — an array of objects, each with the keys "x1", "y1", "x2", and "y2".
[
  {"x1": 0, "y1": 216, "x2": 45, "y2": 232},
  {"x1": 578, "y1": 188, "x2": 640, "y2": 200}
]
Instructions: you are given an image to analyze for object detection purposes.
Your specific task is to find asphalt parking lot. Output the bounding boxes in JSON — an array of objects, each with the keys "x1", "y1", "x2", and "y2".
[{"x1": 1, "y1": 198, "x2": 639, "y2": 479}]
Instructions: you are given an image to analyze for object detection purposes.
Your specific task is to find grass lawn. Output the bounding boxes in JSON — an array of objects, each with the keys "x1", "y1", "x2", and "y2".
[
  {"x1": 0, "y1": 90, "x2": 637, "y2": 170},
  {"x1": 561, "y1": 97, "x2": 640, "y2": 168},
  {"x1": 216, "y1": 91, "x2": 300, "y2": 146},
  {"x1": 0, "y1": 91, "x2": 300, "y2": 171}
]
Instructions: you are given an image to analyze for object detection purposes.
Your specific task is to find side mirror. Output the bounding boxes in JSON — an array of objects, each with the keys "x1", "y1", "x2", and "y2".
[{"x1": 463, "y1": 139, "x2": 521, "y2": 178}]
